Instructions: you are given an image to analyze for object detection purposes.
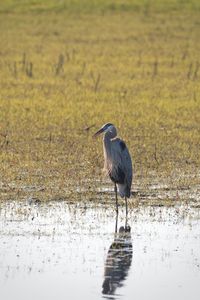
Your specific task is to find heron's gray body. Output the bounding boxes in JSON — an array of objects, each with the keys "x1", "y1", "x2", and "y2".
[{"x1": 103, "y1": 133, "x2": 132, "y2": 198}]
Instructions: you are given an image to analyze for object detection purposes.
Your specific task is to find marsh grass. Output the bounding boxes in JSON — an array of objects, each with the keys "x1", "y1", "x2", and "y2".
[{"x1": 0, "y1": 0, "x2": 200, "y2": 204}]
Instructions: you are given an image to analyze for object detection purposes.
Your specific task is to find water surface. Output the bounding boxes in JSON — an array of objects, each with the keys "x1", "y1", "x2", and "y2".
[{"x1": 0, "y1": 200, "x2": 200, "y2": 300}]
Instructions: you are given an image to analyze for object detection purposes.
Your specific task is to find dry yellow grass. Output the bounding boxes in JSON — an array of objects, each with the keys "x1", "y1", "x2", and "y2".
[{"x1": 0, "y1": 1, "x2": 200, "y2": 202}]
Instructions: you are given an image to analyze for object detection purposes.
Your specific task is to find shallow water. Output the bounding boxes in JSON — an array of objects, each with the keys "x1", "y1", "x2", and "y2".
[{"x1": 0, "y1": 200, "x2": 200, "y2": 300}]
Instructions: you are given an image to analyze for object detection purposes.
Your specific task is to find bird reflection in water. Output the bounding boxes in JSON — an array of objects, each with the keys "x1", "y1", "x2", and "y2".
[{"x1": 102, "y1": 216, "x2": 132, "y2": 297}]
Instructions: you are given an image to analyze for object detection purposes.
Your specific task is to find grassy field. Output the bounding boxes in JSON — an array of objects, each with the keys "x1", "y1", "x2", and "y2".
[{"x1": 0, "y1": 0, "x2": 200, "y2": 203}]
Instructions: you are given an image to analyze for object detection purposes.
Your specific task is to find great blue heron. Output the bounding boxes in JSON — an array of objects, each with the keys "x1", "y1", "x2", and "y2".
[{"x1": 93, "y1": 123, "x2": 132, "y2": 215}]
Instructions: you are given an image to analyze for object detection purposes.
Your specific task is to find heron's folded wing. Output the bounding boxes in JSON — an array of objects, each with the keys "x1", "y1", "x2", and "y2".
[{"x1": 110, "y1": 139, "x2": 132, "y2": 187}]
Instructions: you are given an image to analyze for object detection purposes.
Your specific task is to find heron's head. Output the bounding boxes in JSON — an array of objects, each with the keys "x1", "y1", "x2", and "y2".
[{"x1": 93, "y1": 123, "x2": 116, "y2": 138}]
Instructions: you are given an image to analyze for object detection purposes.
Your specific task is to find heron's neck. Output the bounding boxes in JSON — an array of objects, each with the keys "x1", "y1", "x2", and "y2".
[{"x1": 103, "y1": 132, "x2": 114, "y2": 158}]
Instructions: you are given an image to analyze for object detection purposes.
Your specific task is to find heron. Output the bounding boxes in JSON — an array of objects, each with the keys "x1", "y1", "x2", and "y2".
[{"x1": 93, "y1": 123, "x2": 132, "y2": 215}]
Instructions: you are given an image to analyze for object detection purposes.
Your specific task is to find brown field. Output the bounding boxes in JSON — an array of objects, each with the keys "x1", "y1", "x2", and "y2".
[{"x1": 0, "y1": 0, "x2": 200, "y2": 205}]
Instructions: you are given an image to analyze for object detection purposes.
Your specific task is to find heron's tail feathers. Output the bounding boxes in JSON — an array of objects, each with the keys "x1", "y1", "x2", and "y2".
[{"x1": 117, "y1": 183, "x2": 131, "y2": 198}]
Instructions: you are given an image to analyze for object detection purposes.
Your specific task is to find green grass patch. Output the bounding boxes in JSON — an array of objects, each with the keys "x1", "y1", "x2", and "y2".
[{"x1": 1, "y1": 0, "x2": 200, "y2": 13}]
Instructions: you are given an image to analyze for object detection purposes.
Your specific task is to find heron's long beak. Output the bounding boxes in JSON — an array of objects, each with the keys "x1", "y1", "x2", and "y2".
[{"x1": 93, "y1": 127, "x2": 104, "y2": 138}]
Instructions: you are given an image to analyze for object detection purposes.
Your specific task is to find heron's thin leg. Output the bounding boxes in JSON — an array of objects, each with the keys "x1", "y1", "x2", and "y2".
[
  {"x1": 125, "y1": 215, "x2": 128, "y2": 229},
  {"x1": 125, "y1": 209, "x2": 128, "y2": 229},
  {"x1": 125, "y1": 197, "x2": 128, "y2": 219},
  {"x1": 114, "y1": 183, "x2": 118, "y2": 215},
  {"x1": 115, "y1": 211, "x2": 118, "y2": 233}
]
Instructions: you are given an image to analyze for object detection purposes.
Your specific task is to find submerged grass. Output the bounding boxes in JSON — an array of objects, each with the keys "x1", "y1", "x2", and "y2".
[{"x1": 0, "y1": 0, "x2": 200, "y2": 203}]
